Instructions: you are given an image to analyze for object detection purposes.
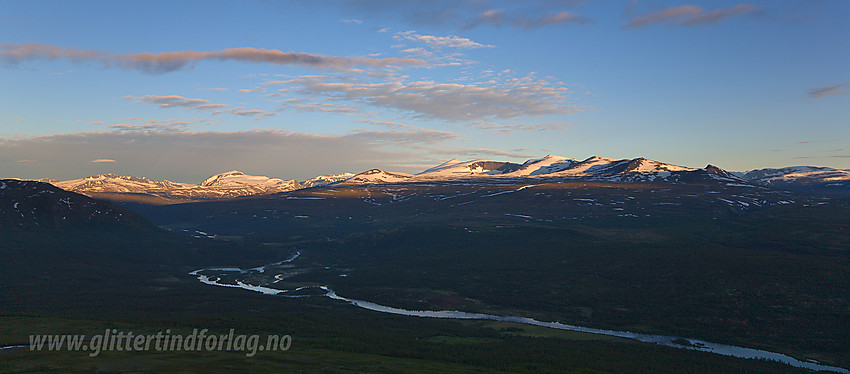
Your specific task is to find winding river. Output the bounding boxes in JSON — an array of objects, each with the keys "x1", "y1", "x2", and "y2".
[{"x1": 190, "y1": 254, "x2": 849, "y2": 373}]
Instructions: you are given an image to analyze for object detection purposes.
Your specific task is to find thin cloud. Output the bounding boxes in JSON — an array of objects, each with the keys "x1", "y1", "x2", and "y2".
[
  {"x1": 279, "y1": 100, "x2": 359, "y2": 113},
  {"x1": 470, "y1": 9, "x2": 591, "y2": 29},
  {"x1": 90, "y1": 158, "x2": 116, "y2": 163},
  {"x1": 346, "y1": 128, "x2": 459, "y2": 144},
  {"x1": 340, "y1": 0, "x2": 592, "y2": 30},
  {"x1": 275, "y1": 74, "x2": 576, "y2": 121},
  {"x1": 130, "y1": 95, "x2": 276, "y2": 118},
  {"x1": 15, "y1": 159, "x2": 38, "y2": 163},
  {"x1": 133, "y1": 95, "x2": 210, "y2": 108},
  {"x1": 0, "y1": 43, "x2": 423, "y2": 74},
  {"x1": 356, "y1": 119, "x2": 418, "y2": 130},
  {"x1": 108, "y1": 118, "x2": 214, "y2": 133},
  {"x1": 231, "y1": 109, "x2": 277, "y2": 118},
  {"x1": 109, "y1": 123, "x2": 181, "y2": 132},
  {"x1": 416, "y1": 145, "x2": 534, "y2": 159},
  {"x1": 195, "y1": 103, "x2": 228, "y2": 110},
  {"x1": 626, "y1": 4, "x2": 756, "y2": 28},
  {"x1": 0, "y1": 130, "x2": 418, "y2": 181},
  {"x1": 474, "y1": 121, "x2": 573, "y2": 134},
  {"x1": 109, "y1": 123, "x2": 185, "y2": 133},
  {"x1": 395, "y1": 31, "x2": 494, "y2": 49},
  {"x1": 808, "y1": 84, "x2": 847, "y2": 99}
]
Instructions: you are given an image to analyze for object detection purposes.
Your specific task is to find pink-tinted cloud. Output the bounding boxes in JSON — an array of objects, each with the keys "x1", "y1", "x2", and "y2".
[
  {"x1": 626, "y1": 4, "x2": 756, "y2": 28},
  {"x1": 0, "y1": 43, "x2": 423, "y2": 74},
  {"x1": 341, "y1": 0, "x2": 592, "y2": 29},
  {"x1": 471, "y1": 9, "x2": 591, "y2": 29}
]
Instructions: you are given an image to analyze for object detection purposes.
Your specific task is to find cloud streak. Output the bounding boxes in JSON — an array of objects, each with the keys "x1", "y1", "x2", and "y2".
[
  {"x1": 395, "y1": 31, "x2": 493, "y2": 49},
  {"x1": 108, "y1": 118, "x2": 213, "y2": 133},
  {"x1": 470, "y1": 9, "x2": 591, "y2": 29},
  {"x1": 339, "y1": 0, "x2": 592, "y2": 29},
  {"x1": 0, "y1": 130, "x2": 414, "y2": 181},
  {"x1": 346, "y1": 128, "x2": 459, "y2": 145},
  {"x1": 808, "y1": 83, "x2": 847, "y2": 98},
  {"x1": 274, "y1": 74, "x2": 576, "y2": 121},
  {"x1": 626, "y1": 4, "x2": 756, "y2": 28},
  {"x1": 474, "y1": 121, "x2": 573, "y2": 134},
  {"x1": 415, "y1": 145, "x2": 533, "y2": 159},
  {"x1": 2, "y1": 126, "x2": 529, "y2": 180},
  {"x1": 133, "y1": 95, "x2": 210, "y2": 108},
  {"x1": 0, "y1": 43, "x2": 423, "y2": 74},
  {"x1": 129, "y1": 95, "x2": 276, "y2": 118}
]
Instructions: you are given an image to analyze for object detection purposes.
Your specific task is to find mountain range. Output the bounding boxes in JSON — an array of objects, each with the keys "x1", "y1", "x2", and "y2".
[
  {"x1": 4, "y1": 155, "x2": 850, "y2": 372},
  {"x1": 23, "y1": 155, "x2": 850, "y2": 202}
]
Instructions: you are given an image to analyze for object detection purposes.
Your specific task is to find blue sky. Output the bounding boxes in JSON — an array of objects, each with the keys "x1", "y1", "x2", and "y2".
[{"x1": 1, "y1": 0, "x2": 848, "y2": 182}]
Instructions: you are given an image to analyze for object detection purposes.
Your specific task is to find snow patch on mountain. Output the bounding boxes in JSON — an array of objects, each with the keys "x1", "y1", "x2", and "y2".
[
  {"x1": 200, "y1": 170, "x2": 301, "y2": 190},
  {"x1": 53, "y1": 171, "x2": 302, "y2": 200},
  {"x1": 341, "y1": 169, "x2": 412, "y2": 185},
  {"x1": 301, "y1": 173, "x2": 356, "y2": 188},
  {"x1": 743, "y1": 167, "x2": 850, "y2": 183},
  {"x1": 55, "y1": 173, "x2": 190, "y2": 192},
  {"x1": 741, "y1": 166, "x2": 850, "y2": 196},
  {"x1": 415, "y1": 159, "x2": 520, "y2": 179},
  {"x1": 506, "y1": 155, "x2": 578, "y2": 176}
]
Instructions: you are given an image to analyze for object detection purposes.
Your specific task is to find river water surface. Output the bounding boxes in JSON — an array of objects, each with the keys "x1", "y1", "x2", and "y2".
[{"x1": 190, "y1": 255, "x2": 849, "y2": 373}]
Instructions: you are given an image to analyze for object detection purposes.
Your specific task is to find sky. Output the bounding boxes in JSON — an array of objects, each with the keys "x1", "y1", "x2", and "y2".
[{"x1": 1, "y1": 0, "x2": 848, "y2": 182}]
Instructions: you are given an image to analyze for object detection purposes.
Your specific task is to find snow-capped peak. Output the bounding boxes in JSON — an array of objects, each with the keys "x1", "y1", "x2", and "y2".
[
  {"x1": 53, "y1": 170, "x2": 302, "y2": 201},
  {"x1": 621, "y1": 158, "x2": 696, "y2": 173},
  {"x1": 417, "y1": 159, "x2": 465, "y2": 175},
  {"x1": 340, "y1": 169, "x2": 412, "y2": 185},
  {"x1": 416, "y1": 159, "x2": 520, "y2": 178},
  {"x1": 550, "y1": 156, "x2": 623, "y2": 176},
  {"x1": 742, "y1": 166, "x2": 838, "y2": 182},
  {"x1": 54, "y1": 173, "x2": 189, "y2": 192},
  {"x1": 508, "y1": 155, "x2": 578, "y2": 176},
  {"x1": 200, "y1": 170, "x2": 246, "y2": 187}
]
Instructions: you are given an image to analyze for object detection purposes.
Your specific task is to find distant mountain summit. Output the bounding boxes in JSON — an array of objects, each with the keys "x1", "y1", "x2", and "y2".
[
  {"x1": 199, "y1": 170, "x2": 302, "y2": 191},
  {"x1": 339, "y1": 169, "x2": 413, "y2": 185},
  {"x1": 416, "y1": 159, "x2": 520, "y2": 177},
  {"x1": 39, "y1": 155, "x2": 850, "y2": 202},
  {"x1": 55, "y1": 173, "x2": 191, "y2": 193},
  {"x1": 507, "y1": 155, "x2": 578, "y2": 176},
  {"x1": 53, "y1": 171, "x2": 303, "y2": 203},
  {"x1": 741, "y1": 166, "x2": 850, "y2": 197}
]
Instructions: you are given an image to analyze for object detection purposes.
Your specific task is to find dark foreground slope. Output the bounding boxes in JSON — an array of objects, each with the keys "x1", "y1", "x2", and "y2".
[
  {"x1": 0, "y1": 180, "x2": 292, "y2": 311},
  {"x1": 1, "y1": 179, "x2": 845, "y2": 372},
  {"x1": 129, "y1": 177, "x2": 850, "y2": 370}
]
